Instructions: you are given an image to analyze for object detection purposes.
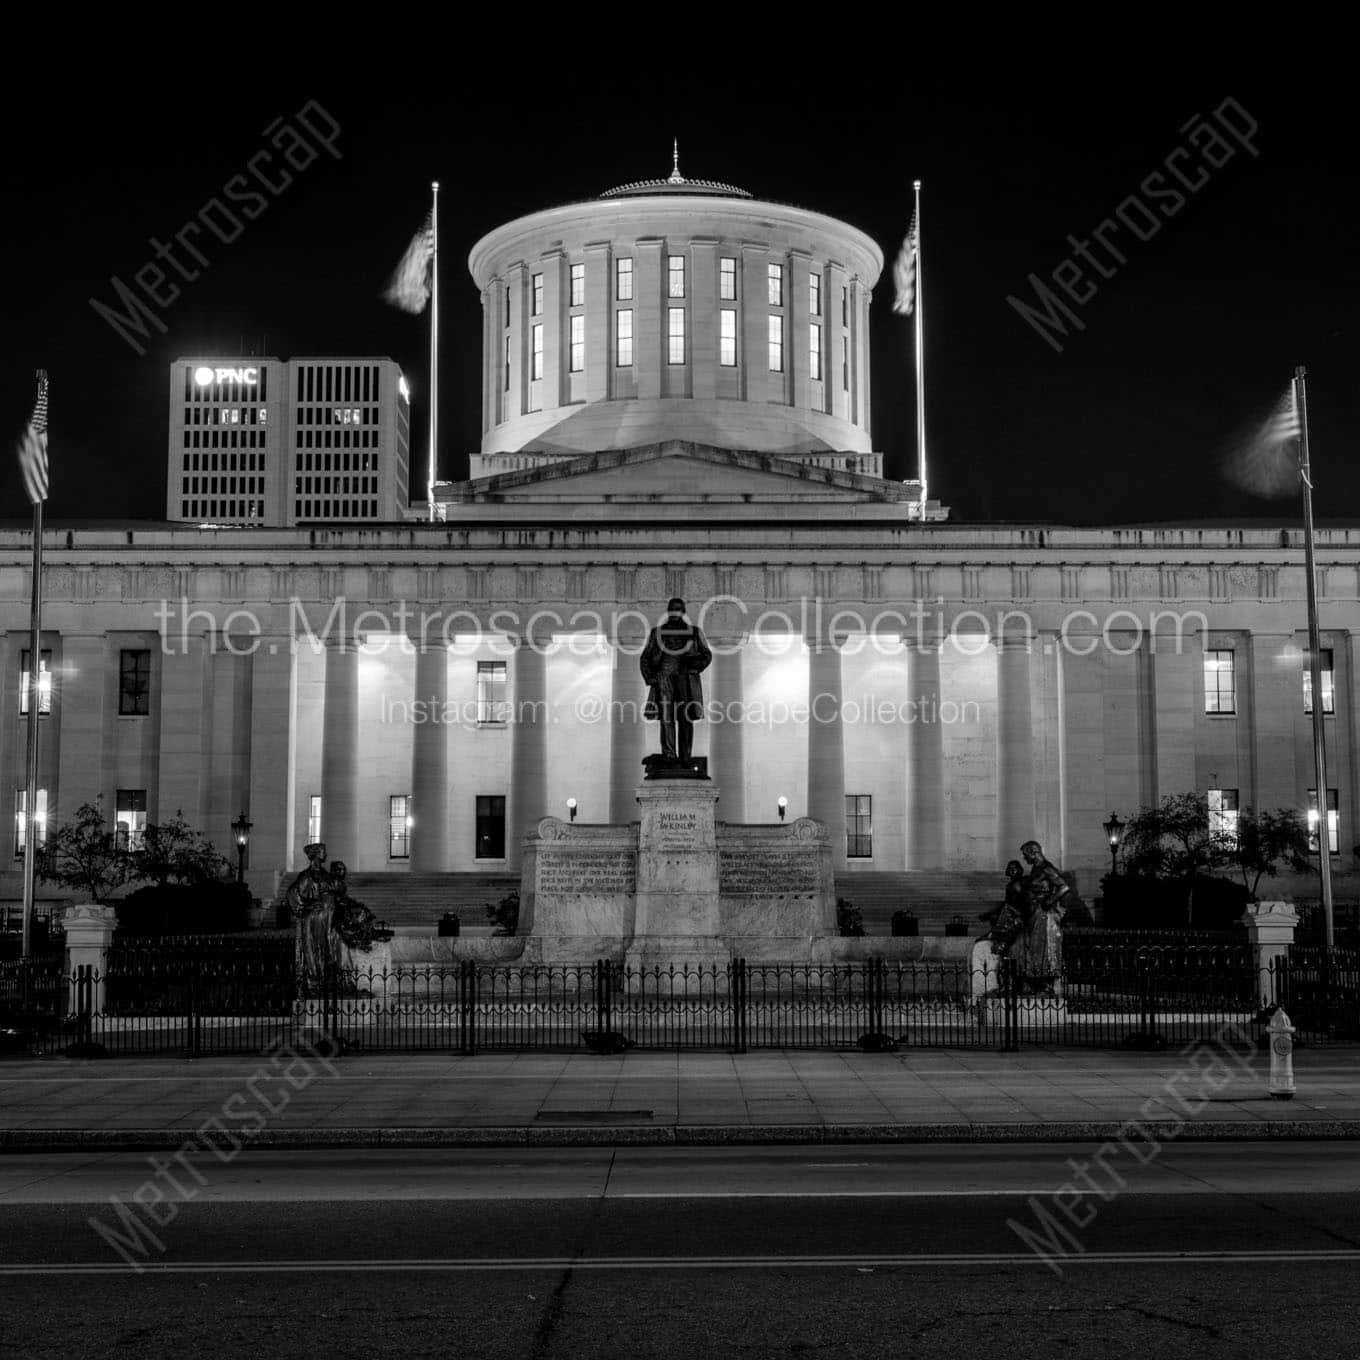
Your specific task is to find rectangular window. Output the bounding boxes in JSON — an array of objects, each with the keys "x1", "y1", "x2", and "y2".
[
  {"x1": 389, "y1": 794, "x2": 410, "y2": 859},
  {"x1": 504, "y1": 284, "x2": 511, "y2": 319},
  {"x1": 569, "y1": 314, "x2": 585, "y2": 373},
  {"x1": 768, "y1": 315, "x2": 783, "y2": 372},
  {"x1": 477, "y1": 660, "x2": 508, "y2": 724},
  {"x1": 476, "y1": 794, "x2": 506, "y2": 859},
  {"x1": 768, "y1": 263, "x2": 783, "y2": 306},
  {"x1": 719, "y1": 309, "x2": 737, "y2": 366},
  {"x1": 809, "y1": 272, "x2": 821, "y2": 316},
  {"x1": 308, "y1": 794, "x2": 322, "y2": 845},
  {"x1": 18, "y1": 649, "x2": 51, "y2": 717},
  {"x1": 1303, "y1": 648, "x2": 1335, "y2": 715},
  {"x1": 13, "y1": 788, "x2": 47, "y2": 857},
  {"x1": 841, "y1": 285, "x2": 848, "y2": 326},
  {"x1": 531, "y1": 273, "x2": 543, "y2": 316},
  {"x1": 119, "y1": 649, "x2": 152, "y2": 716},
  {"x1": 570, "y1": 262, "x2": 585, "y2": 307},
  {"x1": 846, "y1": 794, "x2": 872, "y2": 859},
  {"x1": 1208, "y1": 788, "x2": 1239, "y2": 848},
  {"x1": 616, "y1": 309, "x2": 634, "y2": 366},
  {"x1": 668, "y1": 255, "x2": 685, "y2": 298},
  {"x1": 115, "y1": 789, "x2": 148, "y2": 852},
  {"x1": 503, "y1": 333, "x2": 511, "y2": 390},
  {"x1": 531, "y1": 324, "x2": 544, "y2": 381},
  {"x1": 842, "y1": 337, "x2": 849, "y2": 392},
  {"x1": 668, "y1": 307, "x2": 686, "y2": 364},
  {"x1": 1203, "y1": 649, "x2": 1236, "y2": 715},
  {"x1": 809, "y1": 325, "x2": 822, "y2": 380},
  {"x1": 616, "y1": 257, "x2": 633, "y2": 301},
  {"x1": 719, "y1": 257, "x2": 736, "y2": 300},
  {"x1": 1307, "y1": 788, "x2": 1340, "y2": 854}
]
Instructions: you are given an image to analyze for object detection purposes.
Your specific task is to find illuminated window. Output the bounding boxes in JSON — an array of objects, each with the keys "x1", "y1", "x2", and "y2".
[
  {"x1": 18, "y1": 649, "x2": 51, "y2": 717},
  {"x1": 1203, "y1": 649, "x2": 1236, "y2": 714},
  {"x1": 569, "y1": 314, "x2": 585, "y2": 373},
  {"x1": 531, "y1": 273, "x2": 543, "y2": 316},
  {"x1": 531, "y1": 324, "x2": 543, "y2": 381},
  {"x1": 13, "y1": 788, "x2": 47, "y2": 857},
  {"x1": 476, "y1": 795, "x2": 506, "y2": 859},
  {"x1": 308, "y1": 794, "x2": 322, "y2": 844},
  {"x1": 115, "y1": 789, "x2": 147, "y2": 852},
  {"x1": 846, "y1": 794, "x2": 872, "y2": 858},
  {"x1": 719, "y1": 310, "x2": 737, "y2": 367},
  {"x1": 119, "y1": 649, "x2": 152, "y2": 717},
  {"x1": 768, "y1": 315, "x2": 783, "y2": 372},
  {"x1": 1307, "y1": 788, "x2": 1339, "y2": 854},
  {"x1": 503, "y1": 334, "x2": 511, "y2": 390},
  {"x1": 842, "y1": 337, "x2": 849, "y2": 391},
  {"x1": 477, "y1": 661, "x2": 508, "y2": 724},
  {"x1": 1303, "y1": 648, "x2": 1335, "y2": 715},
  {"x1": 719, "y1": 257, "x2": 736, "y2": 300},
  {"x1": 570, "y1": 263, "x2": 585, "y2": 307},
  {"x1": 668, "y1": 255, "x2": 685, "y2": 298},
  {"x1": 809, "y1": 273, "x2": 821, "y2": 316},
  {"x1": 1208, "y1": 788, "x2": 1239, "y2": 848},
  {"x1": 616, "y1": 309, "x2": 633, "y2": 366},
  {"x1": 616, "y1": 258, "x2": 633, "y2": 301},
  {"x1": 389, "y1": 794, "x2": 410, "y2": 859},
  {"x1": 668, "y1": 308, "x2": 686, "y2": 365},
  {"x1": 767, "y1": 263, "x2": 783, "y2": 306},
  {"x1": 809, "y1": 325, "x2": 822, "y2": 380}
]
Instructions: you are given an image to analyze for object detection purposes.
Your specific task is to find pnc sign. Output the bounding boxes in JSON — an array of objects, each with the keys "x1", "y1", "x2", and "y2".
[{"x1": 194, "y1": 365, "x2": 259, "y2": 386}]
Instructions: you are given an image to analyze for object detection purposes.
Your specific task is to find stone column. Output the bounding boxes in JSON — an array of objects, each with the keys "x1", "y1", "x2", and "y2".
[
  {"x1": 584, "y1": 242, "x2": 611, "y2": 403},
  {"x1": 907, "y1": 645, "x2": 946, "y2": 868},
  {"x1": 508, "y1": 639, "x2": 549, "y2": 869},
  {"x1": 248, "y1": 638, "x2": 297, "y2": 900},
  {"x1": 410, "y1": 640, "x2": 452, "y2": 872},
  {"x1": 1242, "y1": 900, "x2": 1299, "y2": 1008},
  {"x1": 319, "y1": 642, "x2": 360, "y2": 864},
  {"x1": 996, "y1": 634, "x2": 1036, "y2": 857},
  {"x1": 635, "y1": 240, "x2": 663, "y2": 401},
  {"x1": 706, "y1": 637, "x2": 746, "y2": 824},
  {"x1": 55, "y1": 634, "x2": 107, "y2": 814},
  {"x1": 157, "y1": 632, "x2": 209, "y2": 826},
  {"x1": 806, "y1": 637, "x2": 846, "y2": 866},
  {"x1": 609, "y1": 637, "x2": 648, "y2": 824},
  {"x1": 63, "y1": 903, "x2": 117, "y2": 1018},
  {"x1": 690, "y1": 240, "x2": 717, "y2": 400}
]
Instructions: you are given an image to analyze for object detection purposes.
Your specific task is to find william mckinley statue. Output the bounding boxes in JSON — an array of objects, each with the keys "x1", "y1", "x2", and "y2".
[{"x1": 640, "y1": 597, "x2": 712, "y2": 765}]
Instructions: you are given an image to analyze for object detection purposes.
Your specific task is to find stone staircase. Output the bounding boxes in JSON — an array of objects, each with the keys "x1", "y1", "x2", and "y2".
[{"x1": 333, "y1": 869, "x2": 1000, "y2": 935}]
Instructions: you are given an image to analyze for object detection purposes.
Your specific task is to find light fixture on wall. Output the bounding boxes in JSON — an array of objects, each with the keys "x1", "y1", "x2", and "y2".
[
  {"x1": 777, "y1": 796, "x2": 788, "y2": 822},
  {"x1": 567, "y1": 797, "x2": 578, "y2": 822},
  {"x1": 231, "y1": 810, "x2": 253, "y2": 884}
]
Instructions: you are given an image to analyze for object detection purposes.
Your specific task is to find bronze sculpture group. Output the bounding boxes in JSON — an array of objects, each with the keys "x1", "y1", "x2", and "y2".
[
  {"x1": 283, "y1": 842, "x2": 378, "y2": 996},
  {"x1": 980, "y1": 840, "x2": 1070, "y2": 993}
]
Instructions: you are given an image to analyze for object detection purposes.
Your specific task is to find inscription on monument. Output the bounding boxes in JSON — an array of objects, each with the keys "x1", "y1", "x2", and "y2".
[
  {"x1": 719, "y1": 850, "x2": 820, "y2": 896},
  {"x1": 537, "y1": 849, "x2": 637, "y2": 896},
  {"x1": 652, "y1": 808, "x2": 702, "y2": 850}
]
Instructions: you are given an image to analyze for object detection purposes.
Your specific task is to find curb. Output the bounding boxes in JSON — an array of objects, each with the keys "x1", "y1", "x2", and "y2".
[{"x1": 5, "y1": 1120, "x2": 1360, "y2": 1152}]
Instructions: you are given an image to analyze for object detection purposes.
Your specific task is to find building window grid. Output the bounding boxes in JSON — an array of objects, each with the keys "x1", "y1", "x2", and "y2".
[
  {"x1": 768, "y1": 315, "x2": 783, "y2": 372},
  {"x1": 19, "y1": 649, "x2": 52, "y2": 717},
  {"x1": 531, "y1": 273, "x2": 543, "y2": 316},
  {"x1": 668, "y1": 255, "x2": 685, "y2": 298},
  {"x1": 476, "y1": 794, "x2": 506, "y2": 859},
  {"x1": 1208, "y1": 788, "x2": 1240, "y2": 848},
  {"x1": 13, "y1": 788, "x2": 47, "y2": 857},
  {"x1": 809, "y1": 273, "x2": 821, "y2": 316},
  {"x1": 569, "y1": 314, "x2": 585, "y2": 373},
  {"x1": 1303, "y1": 648, "x2": 1335, "y2": 715},
  {"x1": 115, "y1": 789, "x2": 148, "y2": 852},
  {"x1": 768, "y1": 263, "x2": 783, "y2": 306},
  {"x1": 531, "y1": 324, "x2": 544, "y2": 381},
  {"x1": 616, "y1": 258, "x2": 633, "y2": 301},
  {"x1": 569, "y1": 263, "x2": 585, "y2": 308},
  {"x1": 615, "y1": 309, "x2": 634, "y2": 366},
  {"x1": 119, "y1": 649, "x2": 152, "y2": 716},
  {"x1": 1307, "y1": 788, "x2": 1340, "y2": 854},
  {"x1": 668, "y1": 308, "x2": 686, "y2": 365},
  {"x1": 719, "y1": 257, "x2": 736, "y2": 300},
  {"x1": 719, "y1": 310, "x2": 737, "y2": 367},
  {"x1": 846, "y1": 794, "x2": 872, "y2": 858},
  {"x1": 477, "y1": 661, "x2": 509, "y2": 724},
  {"x1": 389, "y1": 794, "x2": 410, "y2": 859},
  {"x1": 809, "y1": 324, "x2": 822, "y2": 381},
  {"x1": 308, "y1": 795, "x2": 322, "y2": 845},
  {"x1": 1204, "y1": 649, "x2": 1236, "y2": 714}
]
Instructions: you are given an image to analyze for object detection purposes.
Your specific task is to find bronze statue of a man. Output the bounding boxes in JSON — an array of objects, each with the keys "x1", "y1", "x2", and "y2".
[{"x1": 640, "y1": 597, "x2": 712, "y2": 765}]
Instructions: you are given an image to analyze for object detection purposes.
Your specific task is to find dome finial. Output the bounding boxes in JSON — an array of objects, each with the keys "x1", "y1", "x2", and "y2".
[{"x1": 669, "y1": 138, "x2": 683, "y2": 183}]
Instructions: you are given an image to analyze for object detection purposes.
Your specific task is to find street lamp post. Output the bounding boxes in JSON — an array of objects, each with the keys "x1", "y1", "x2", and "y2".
[
  {"x1": 231, "y1": 810, "x2": 253, "y2": 885},
  {"x1": 1103, "y1": 811, "x2": 1125, "y2": 877},
  {"x1": 567, "y1": 798, "x2": 578, "y2": 822},
  {"x1": 777, "y1": 796, "x2": 788, "y2": 822}
]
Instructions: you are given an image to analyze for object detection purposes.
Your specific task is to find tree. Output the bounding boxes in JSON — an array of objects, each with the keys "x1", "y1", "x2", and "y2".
[
  {"x1": 131, "y1": 810, "x2": 232, "y2": 888},
  {"x1": 1226, "y1": 807, "x2": 1312, "y2": 900},
  {"x1": 35, "y1": 800, "x2": 132, "y2": 904},
  {"x1": 1121, "y1": 793, "x2": 1233, "y2": 926}
]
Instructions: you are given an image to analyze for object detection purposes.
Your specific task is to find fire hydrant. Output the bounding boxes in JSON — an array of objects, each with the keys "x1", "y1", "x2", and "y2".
[{"x1": 1268, "y1": 1008, "x2": 1296, "y2": 1101}]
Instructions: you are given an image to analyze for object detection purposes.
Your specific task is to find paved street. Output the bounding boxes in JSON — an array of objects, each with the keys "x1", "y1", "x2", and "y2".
[{"x1": 2, "y1": 1143, "x2": 1360, "y2": 1357}]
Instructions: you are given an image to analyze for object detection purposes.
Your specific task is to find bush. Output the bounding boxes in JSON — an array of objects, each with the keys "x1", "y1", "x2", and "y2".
[
  {"x1": 116, "y1": 880, "x2": 253, "y2": 936},
  {"x1": 1098, "y1": 872, "x2": 1249, "y2": 931},
  {"x1": 836, "y1": 897, "x2": 864, "y2": 937}
]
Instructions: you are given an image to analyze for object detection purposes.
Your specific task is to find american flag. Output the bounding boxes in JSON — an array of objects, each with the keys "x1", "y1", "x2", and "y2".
[
  {"x1": 892, "y1": 208, "x2": 918, "y2": 317},
  {"x1": 384, "y1": 214, "x2": 435, "y2": 314},
  {"x1": 1221, "y1": 386, "x2": 1302, "y2": 499},
  {"x1": 16, "y1": 370, "x2": 48, "y2": 504}
]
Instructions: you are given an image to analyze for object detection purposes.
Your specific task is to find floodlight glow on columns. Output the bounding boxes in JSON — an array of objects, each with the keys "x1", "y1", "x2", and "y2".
[
  {"x1": 567, "y1": 798, "x2": 578, "y2": 822},
  {"x1": 777, "y1": 796, "x2": 788, "y2": 822}
]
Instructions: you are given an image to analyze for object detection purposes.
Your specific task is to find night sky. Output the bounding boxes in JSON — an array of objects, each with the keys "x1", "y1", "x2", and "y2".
[{"x1": 4, "y1": 69, "x2": 1355, "y2": 528}]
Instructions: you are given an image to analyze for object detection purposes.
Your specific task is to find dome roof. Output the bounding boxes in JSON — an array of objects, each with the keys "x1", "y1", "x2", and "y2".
[{"x1": 600, "y1": 143, "x2": 752, "y2": 200}]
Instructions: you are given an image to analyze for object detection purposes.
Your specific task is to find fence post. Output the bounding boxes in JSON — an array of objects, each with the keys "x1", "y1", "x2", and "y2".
[
  {"x1": 62, "y1": 904, "x2": 117, "y2": 1021},
  {"x1": 595, "y1": 959, "x2": 613, "y2": 1036},
  {"x1": 1001, "y1": 956, "x2": 1020, "y2": 1053},
  {"x1": 185, "y1": 958, "x2": 199, "y2": 1059},
  {"x1": 459, "y1": 960, "x2": 476, "y2": 1056},
  {"x1": 1241, "y1": 901, "x2": 1299, "y2": 1010},
  {"x1": 733, "y1": 957, "x2": 747, "y2": 1055},
  {"x1": 75, "y1": 964, "x2": 94, "y2": 1048}
]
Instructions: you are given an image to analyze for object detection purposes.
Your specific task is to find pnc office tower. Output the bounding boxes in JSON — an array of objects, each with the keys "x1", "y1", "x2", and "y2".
[{"x1": 167, "y1": 356, "x2": 412, "y2": 526}]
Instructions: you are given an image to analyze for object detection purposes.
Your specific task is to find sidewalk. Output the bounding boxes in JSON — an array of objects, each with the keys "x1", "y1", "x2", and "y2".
[{"x1": 2, "y1": 1046, "x2": 1359, "y2": 1149}]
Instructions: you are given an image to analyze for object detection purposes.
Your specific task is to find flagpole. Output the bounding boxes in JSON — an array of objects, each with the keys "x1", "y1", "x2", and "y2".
[
  {"x1": 1295, "y1": 365, "x2": 1334, "y2": 950},
  {"x1": 20, "y1": 373, "x2": 46, "y2": 960},
  {"x1": 913, "y1": 179, "x2": 927, "y2": 518},
  {"x1": 427, "y1": 180, "x2": 440, "y2": 522}
]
